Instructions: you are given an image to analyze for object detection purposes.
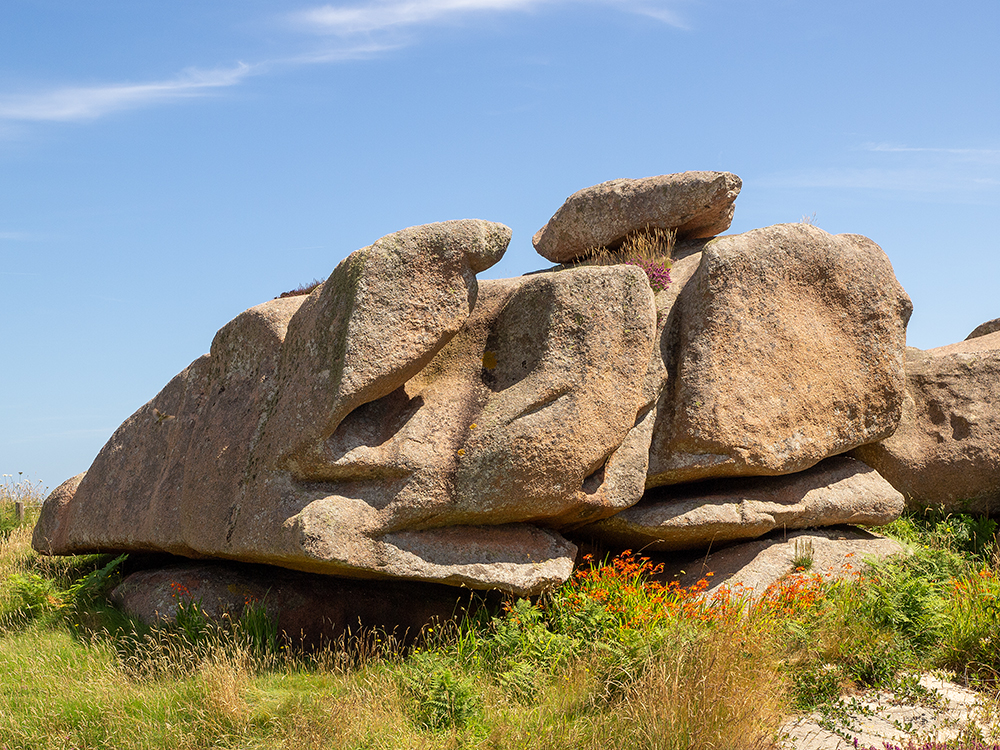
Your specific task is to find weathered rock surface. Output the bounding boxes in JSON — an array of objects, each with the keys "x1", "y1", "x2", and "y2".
[
  {"x1": 34, "y1": 176, "x2": 930, "y2": 598},
  {"x1": 648, "y1": 223, "x2": 913, "y2": 486},
  {"x1": 110, "y1": 561, "x2": 476, "y2": 646},
  {"x1": 34, "y1": 220, "x2": 658, "y2": 595},
  {"x1": 532, "y1": 171, "x2": 741, "y2": 263},
  {"x1": 36, "y1": 473, "x2": 86, "y2": 526},
  {"x1": 579, "y1": 456, "x2": 904, "y2": 552},
  {"x1": 259, "y1": 219, "x2": 513, "y2": 477},
  {"x1": 967, "y1": 317, "x2": 1000, "y2": 340},
  {"x1": 853, "y1": 332, "x2": 1000, "y2": 512}
]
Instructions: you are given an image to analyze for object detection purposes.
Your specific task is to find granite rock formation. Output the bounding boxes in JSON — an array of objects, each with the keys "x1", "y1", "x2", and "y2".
[
  {"x1": 34, "y1": 221, "x2": 659, "y2": 595},
  {"x1": 580, "y1": 456, "x2": 904, "y2": 552},
  {"x1": 34, "y1": 172, "x2": 931, "y2": 599},
  {"x1": 647, "y1": 223, "x2": 913, "y2": 487}
]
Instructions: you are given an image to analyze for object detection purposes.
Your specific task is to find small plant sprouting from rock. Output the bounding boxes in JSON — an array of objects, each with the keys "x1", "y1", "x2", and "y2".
[
  {"x1": 579, "y1": 226, "x2": 674, "y2": 292},
  {"x1": 275, "y1": 278, "x2": 325, "y2": 299},
  {"x1": 625, "y1": 257, "x2": 672, "y2": 292},
  {"x1": 793, "y1": 537, "x2": 815, "y2": 571}
]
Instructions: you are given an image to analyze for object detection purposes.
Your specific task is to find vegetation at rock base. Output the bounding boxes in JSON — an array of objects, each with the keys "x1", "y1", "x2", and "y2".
[{"x1": 4, "y1": 476, "x2": 1000, "y2": 749}]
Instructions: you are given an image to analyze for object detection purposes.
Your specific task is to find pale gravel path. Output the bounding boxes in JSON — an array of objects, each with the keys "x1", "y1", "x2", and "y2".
[{"x1": 779, "y1": 674, "x2": 1000, "y2": 749}]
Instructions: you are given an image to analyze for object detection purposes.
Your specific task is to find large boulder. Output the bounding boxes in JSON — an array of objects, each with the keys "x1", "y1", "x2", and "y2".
[
  {"x1": 648, "y1": 223, "x2": 913, "y2": 486},
  {"x1": 532, "y1": 171, "x2": 741, "y2": 263},
  {"x1": 852, "y1": 331, "x2": 1000, "y2": 513},
  {"x1": 578, "y1": 456, "x2": 904, "y2": 552},
  {"x1": 34, "y1": 222, "x2": 659, "y2": 595}
]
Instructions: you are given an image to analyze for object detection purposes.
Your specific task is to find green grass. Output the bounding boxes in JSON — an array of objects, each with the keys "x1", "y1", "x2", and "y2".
[{"x1": 4, "y1": 475, "x2": 1000, "y2": 749}]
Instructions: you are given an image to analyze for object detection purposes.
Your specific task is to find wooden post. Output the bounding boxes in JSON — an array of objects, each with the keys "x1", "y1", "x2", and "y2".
[{"x1": 14, "y1": 501, "x2": 24, "y2": 523}]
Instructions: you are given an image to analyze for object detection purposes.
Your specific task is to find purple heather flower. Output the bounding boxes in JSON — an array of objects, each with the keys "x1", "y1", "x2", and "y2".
[{"x1": 625, "y1": 259, "x2": 672, "y2": 293}]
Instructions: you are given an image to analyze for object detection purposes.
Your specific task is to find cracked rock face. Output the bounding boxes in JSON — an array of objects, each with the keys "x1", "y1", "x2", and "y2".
[
  {"x1": 853, "y1": 331, "x2": 1000, "y2": 513},
  {"x1": 577, "y1": 456, "x2": 904, "y2": 552},
  {"x1": 34, "y1": 220, "x2": 658, "y2": 595}
]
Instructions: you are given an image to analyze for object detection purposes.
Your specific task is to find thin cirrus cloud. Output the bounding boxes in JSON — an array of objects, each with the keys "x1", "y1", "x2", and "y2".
[
  {"x1": 0, "y1": 63, "x2": 253, "y2": 123},
  {"x1": 761, "y1": 167, "x2": 1000, "y2": 197},
  {"x1": 289, "y1": 0, "x2": 688, "y2": 37},
  {"x1": 0, "y1": 2, "x2": 685, "y2": 126},
  {"x1": 863, "y1": 142, "x2": 1000, "y2": 158},
  {"x1": 759, "y1": 141, "x2": 1000, "y2": 199}
]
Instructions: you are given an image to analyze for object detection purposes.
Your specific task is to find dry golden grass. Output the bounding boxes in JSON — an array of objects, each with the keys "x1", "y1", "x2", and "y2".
[
  {"x1": 579, "y1": 226, "x2": 676, "y2": 268},
  {"x1": 606, "y1": 627, "x2": 788, "y2": 750}
]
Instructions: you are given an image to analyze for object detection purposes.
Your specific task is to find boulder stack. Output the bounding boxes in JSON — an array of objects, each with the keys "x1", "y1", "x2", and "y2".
[{"x1": 36, "y1": 172, "x2": 945, "y2": 604}]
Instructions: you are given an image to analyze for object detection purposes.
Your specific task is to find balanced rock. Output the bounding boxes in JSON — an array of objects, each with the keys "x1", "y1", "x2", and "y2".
[
  {"x1": 34, "y1": 222, "x2": 658, "y2": 595},
  {"x1": 853, "y1": 331, "x2": 1000, "y2": 513},
  {"x1": 648, "y1": 223, "x2": 913, "y2": 486},
  {"x1": 579, "y1": 456, "x2": 904, "y2": 552},
  {"x1": 532, "y1": 171, "x2": 741, "y2": 263}
]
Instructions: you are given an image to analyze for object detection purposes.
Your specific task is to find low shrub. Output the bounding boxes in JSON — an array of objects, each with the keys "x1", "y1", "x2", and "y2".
[{"x1": 400, "y1": 650, "x2": 481, "y2": 731}]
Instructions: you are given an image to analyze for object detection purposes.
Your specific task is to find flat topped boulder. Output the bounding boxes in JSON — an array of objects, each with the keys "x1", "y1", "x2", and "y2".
[
  {"x1": 532, "y1": 171, "x2": 741, "y2": 263},
  {"x1": 579, "y1": 456, "x2": 904, "y2": 552}
]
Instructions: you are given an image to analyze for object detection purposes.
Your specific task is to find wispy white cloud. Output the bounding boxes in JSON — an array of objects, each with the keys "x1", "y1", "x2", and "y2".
[
  {"x1": 0, "y1": 63, "x2": 253, "y2": 123},
  {"x1": 862, "y1": 142, "x2": 1000, "y2": 158},
  {"x1": 284, "y1": 39, "x2": 407, "y2": 64},
  {"x1": 760, "y1": 141, "x2": 1000, "y2": 201},
  {"x1": 293, "y1": 0, "x2": 543, "y2": 35},
  {"x1": 0, "y1": 1, "x2": 685, "y2": 128},
  {"x1": 290, "y1": 0, "x2": 688, "y2": 37}
]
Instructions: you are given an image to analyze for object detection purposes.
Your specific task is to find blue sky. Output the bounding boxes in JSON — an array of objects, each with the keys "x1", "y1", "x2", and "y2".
[{"x1": 2, "y1": 0, "x2": 998, "y2": 490}]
